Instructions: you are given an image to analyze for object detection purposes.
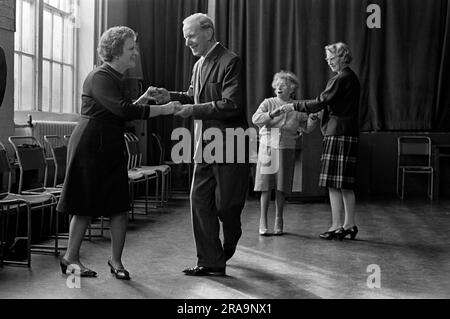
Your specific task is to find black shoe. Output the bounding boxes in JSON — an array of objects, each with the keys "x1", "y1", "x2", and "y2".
[
  {"x1": 182, "y1": 266, "x2": 226, "y2": 276},
  {"x1": 319, "y1": 227, "x2": 342, "y2": 240},
  {"x1": 336, "y1": 226, "x2": 359, "y2": 240},
  {"x1": 60, "y1": 258, "x2": 97, "y2": 277},
  {"x1": 107, "y1": 258, "x2": 131, "y2": 280},
  {"x1": 224, "y1": 247, "x2": 236, "y2": 262}
]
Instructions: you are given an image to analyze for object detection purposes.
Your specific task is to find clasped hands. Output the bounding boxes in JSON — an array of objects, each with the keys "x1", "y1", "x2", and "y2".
[
  {"x1": 270, "y1": 104, "x2": 319, "y2": 121},
  {"x1": 144, "y1": 86, "x2": 193, "y2": 118},
  {"x1": 269, "y1": 104, "x2": 295, "y2": 118}
]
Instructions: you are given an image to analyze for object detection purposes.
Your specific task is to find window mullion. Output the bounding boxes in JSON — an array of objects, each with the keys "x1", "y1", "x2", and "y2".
[
  {"x1": 36, "y1": 0, "x2": 44, "y2": 112},
  {"x1": 17, "y1": 1, "x2": 23, "y2": 110},
  {"x1": 60, "y1": 13, "x2": 65, "y2": 113},
  {"x1": 49, "y1": 13, "x2": 54, "y2": 112}
]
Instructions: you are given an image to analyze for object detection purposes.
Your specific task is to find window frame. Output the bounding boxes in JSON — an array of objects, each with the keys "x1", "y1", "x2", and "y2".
[{"x1": 14, "y1": 0, "x2": 79, "y2": 114}]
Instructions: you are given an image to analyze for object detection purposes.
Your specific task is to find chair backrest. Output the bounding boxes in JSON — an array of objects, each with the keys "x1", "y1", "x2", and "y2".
[
  {"x1": 151, "y1": 133, "x2": 164, "y2": 165},
  {"x1": 0, "y1": 142, "x2": 12, "y2": 193},
  {"x1": 44, "y1": 135, "x2": 67, "y2": 187},
  {"x1": 8, "y1": 136, "x2": 48, "y2": 192},
  {"x1": 124, "y1": 132, "x2": 144, "y2": 169},
  {"x1": 397, "y1": 136, "x2": 432, "y2": 167}
]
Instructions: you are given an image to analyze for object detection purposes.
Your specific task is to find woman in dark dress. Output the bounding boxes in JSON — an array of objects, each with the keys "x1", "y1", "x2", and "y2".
[
  {"x1": 280, "y1": 42, "x2": 361, "y2": 241},
  {"x1": 57, "y1": 26, "x2": 178, "y2": 279}
]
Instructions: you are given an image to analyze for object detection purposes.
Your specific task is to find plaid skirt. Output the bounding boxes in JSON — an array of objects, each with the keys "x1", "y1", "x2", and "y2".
[{"x1": 319, "y1": 136, "x2": 358, "y2": 190}]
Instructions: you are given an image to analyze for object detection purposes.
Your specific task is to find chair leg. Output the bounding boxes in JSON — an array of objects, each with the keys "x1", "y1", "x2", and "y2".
[
  {"x1": 401, "y1": 170, "x2": 405, "y2": 199},
  {"x1": 130, "y1": 183, "x2": 135, "y2": 221},
  {"x1": 429, "y1": 171, "x2": 434, "y2": 200},
  {"x1": 161, "y1": 172, "x2": 165, "y2": 207},
  {"x1": 54, "y1": 206, "x2": 59, "y2": 256},
  {"x1": 26, "y1": 205, "x2": 31, "y2": 267},
  {"x1": 145, "y1": 178, "x2": 149, "y2": 215}
]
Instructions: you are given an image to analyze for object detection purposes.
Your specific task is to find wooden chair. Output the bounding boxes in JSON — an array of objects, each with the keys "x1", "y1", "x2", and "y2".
[{"x1": 397, "y1": 136, "x2": 434, "y2": 199}]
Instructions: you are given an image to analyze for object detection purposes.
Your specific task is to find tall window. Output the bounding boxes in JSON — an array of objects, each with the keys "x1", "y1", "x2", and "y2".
[{"x1": 15, "y1": 0, "x2": 77, "y2": 113}]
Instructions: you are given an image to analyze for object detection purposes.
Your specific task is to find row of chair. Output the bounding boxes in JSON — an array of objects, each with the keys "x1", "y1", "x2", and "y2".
[
  {"x1": 1, "y1": 132, "x2": 174, "y2": 268},
  {"x1": 1, "y1": 137, "x2": 63, "y2": 267}
]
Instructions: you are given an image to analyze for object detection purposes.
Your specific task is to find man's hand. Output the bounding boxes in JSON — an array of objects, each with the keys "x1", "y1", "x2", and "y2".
[
  {"x1": 160, "y1": 101, "x2": 182, "y2": 115},
  {"x1": 174, "y1": 104, "x2": 194, "y2": 118},
  {"x1": 145, "y1": 86, "x2": 170, "y2": 104}
]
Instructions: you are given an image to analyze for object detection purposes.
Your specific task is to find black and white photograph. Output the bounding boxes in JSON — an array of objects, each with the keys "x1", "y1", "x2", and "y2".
[{"x1": 0, "y1": 0, "x2": 449, "y2": 308}]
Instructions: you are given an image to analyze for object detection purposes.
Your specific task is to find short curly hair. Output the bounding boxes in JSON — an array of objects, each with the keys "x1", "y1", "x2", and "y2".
[
  {"x1": 97, "y1": 26, "x2": 136, "y2": 63},
  {"x1": 325, "y1": 42, "x2": 353, "y2": 64},
  {"x1": 272, "y1": 70, "x2": 300, "y2": 98}
]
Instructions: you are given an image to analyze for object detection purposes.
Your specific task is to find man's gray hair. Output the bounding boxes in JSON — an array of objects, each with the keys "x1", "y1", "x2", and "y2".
[{"x1": 183, "y1": 13, "x2": 215, "y2": 37}]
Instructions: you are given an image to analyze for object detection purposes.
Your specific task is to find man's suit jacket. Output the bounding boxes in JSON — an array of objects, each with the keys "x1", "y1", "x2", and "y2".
[{"x1": 170, "y1": 43, "x2": 249, "y2": 163}]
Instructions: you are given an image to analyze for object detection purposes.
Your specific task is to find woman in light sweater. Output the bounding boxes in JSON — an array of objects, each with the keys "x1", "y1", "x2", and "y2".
[{"x1": 252, "y1": 71, "x2": 318, "y2": 236}]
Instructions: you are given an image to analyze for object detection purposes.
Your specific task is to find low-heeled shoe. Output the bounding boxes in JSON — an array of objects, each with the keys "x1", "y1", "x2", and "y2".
[
  {"x1": 108, "y1": 259, "x2": 131, "y2": 280},
  {"x1": 319, "y1": 227, "x2": 343, "y2": 240},
  {"x1": 182, "y1": 266, "x2": 226, "y2": 276}
]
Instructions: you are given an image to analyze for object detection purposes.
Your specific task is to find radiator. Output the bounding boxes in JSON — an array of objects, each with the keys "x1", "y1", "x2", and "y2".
[{"x1": 32, "y1": 120, "x2": 78, "y2": 153}]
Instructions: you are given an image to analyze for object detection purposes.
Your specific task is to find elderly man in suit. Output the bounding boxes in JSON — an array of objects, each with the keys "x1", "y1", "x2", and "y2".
[{"x1": 151, "y1": 13, "x2": 249, "y2": 276}]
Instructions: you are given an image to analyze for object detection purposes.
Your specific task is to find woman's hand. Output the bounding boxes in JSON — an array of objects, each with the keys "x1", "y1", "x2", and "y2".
[
  {"x1": 309, "y1": 112, "x2": 320, "y2": 121},
  {"x1": 145, "y1": 86, "x2": 170, "y2": 104},
  {"x1": 269, "y1": 106, "x2": 284, "y2": 118},
  {"x1": 280, "y1": 103, "x2": 295, "y2": 113}
]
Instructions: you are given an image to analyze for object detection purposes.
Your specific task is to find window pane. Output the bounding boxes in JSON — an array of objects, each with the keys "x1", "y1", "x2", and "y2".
[
  {"x1": 49, "y1": 0, "x2": 59, "y2": 9},
  {"x1": 42, "y1": 61, "x2": 51, "y2": 112},
  {"x1": 53, "y1": 14, "x2": 63, "y2": 62},
  {"x1": 63, "y1": 19, "x2": 74, "y2": 64},
  {"x1": 14, "y1": 54, "x2": 19, "y2": 109},
  {"x1": 52, "y1": 63, "x2": 62, "y2": 112},
  {"x1": 61, "y1": 0, "x2": 71, "y2": 13},
  {"x1": 14, "y1": 1, "x2": 22, "y2": 51},
  {"x1": 21, "y1": 56, "x2": 34, "y2": 111},
  {"x1": 43, "y1": 10, "x2": 52, "y2": 59},
  {"x1": 63, "y1": 66, "x2": 73, "y2": 113},
  {"x1": 22, "y1": 0, "x2": 35, "y2": 54}
]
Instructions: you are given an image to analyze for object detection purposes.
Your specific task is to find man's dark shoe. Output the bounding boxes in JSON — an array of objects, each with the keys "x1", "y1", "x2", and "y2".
[
  {"x1": 182, "y1": 266, "x2": 226, "y2": 276},
  {"x1": 224, "y1": 247, "x2": 236, "y2": 262}
]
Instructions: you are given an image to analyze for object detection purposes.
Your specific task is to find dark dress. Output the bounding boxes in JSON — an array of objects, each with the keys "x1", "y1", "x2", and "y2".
[{"x1": 56, "y1": 63, "x2": 150, "y2": 217}]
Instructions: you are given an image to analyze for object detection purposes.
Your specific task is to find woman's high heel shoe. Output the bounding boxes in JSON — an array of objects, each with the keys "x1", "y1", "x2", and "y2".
[
  {"x1": 336, "y1": 226, "x2": 359, "y2": 240},
  {"x1": 60, "y1": 258, "x2": 97, "y2": 277},
  {"x1": 319, "y1": 227, "x2": 342, "y2": 240},
  {"x1": 108, "y1": 258, "x2": 131, "y2": 280}
]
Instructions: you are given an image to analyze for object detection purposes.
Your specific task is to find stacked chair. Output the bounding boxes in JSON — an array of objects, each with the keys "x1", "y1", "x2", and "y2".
[
  {"x1": 0, "y1": 142, "x2": 60, "y2": 267},
  {"x1": 124, "y1": 132, "x2": 169, "y2": 219}
]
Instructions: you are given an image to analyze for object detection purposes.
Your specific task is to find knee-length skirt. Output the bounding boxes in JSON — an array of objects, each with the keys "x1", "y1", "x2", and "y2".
[
  {"x1": 319, "y1": 135, "x2": 358, "y2": 190},
  {"x1": 56, "y1": 117, "x2": 130, "y2": 217},
  {"x1": 254, "y1": 146, "x2": 296, "y2": 193}
]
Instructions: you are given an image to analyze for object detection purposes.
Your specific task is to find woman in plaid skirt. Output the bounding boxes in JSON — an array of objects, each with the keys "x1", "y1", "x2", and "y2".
[{"x1": 281, "y1": 42, "x2": 360, "y2": 240}]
